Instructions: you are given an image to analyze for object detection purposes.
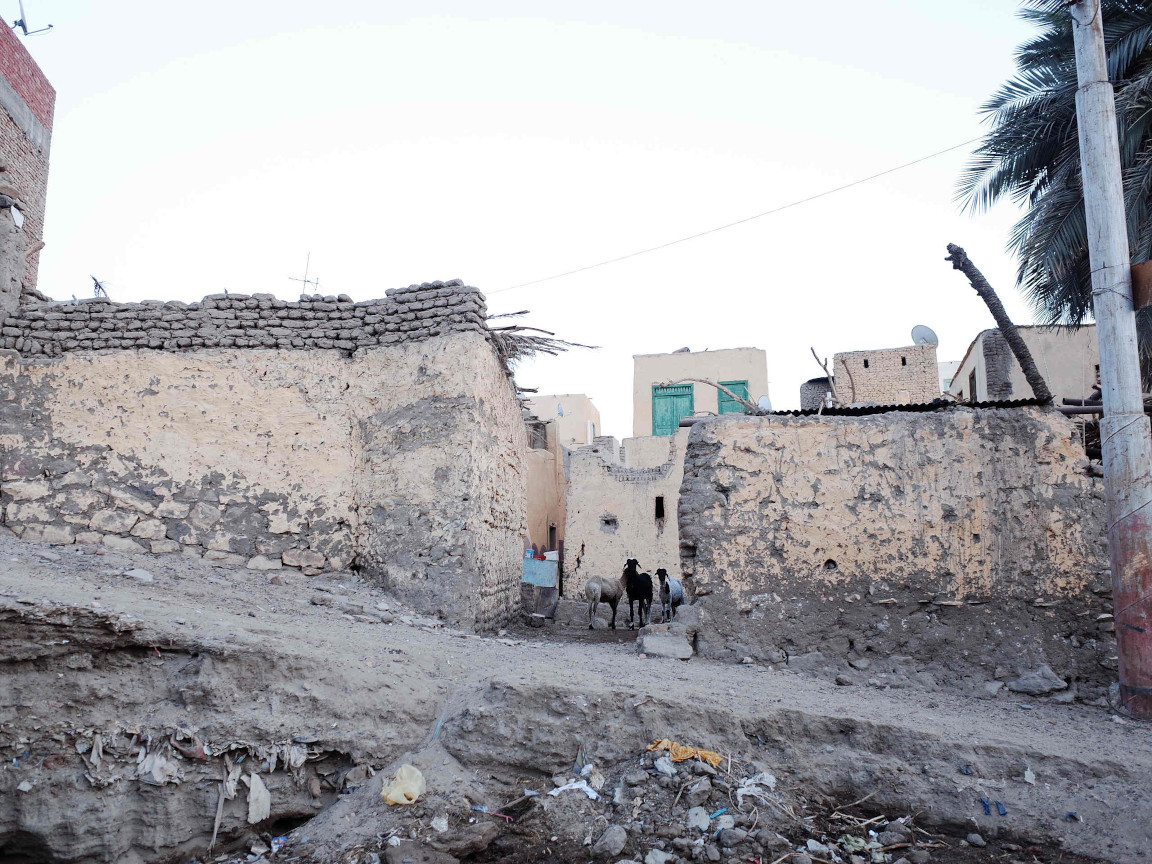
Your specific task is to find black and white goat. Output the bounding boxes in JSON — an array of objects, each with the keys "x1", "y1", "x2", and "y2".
[{"x1": 656, "y1": 568, "x2": 684, "y2": 622}]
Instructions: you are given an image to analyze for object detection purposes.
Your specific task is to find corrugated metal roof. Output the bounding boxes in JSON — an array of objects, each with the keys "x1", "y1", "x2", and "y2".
[{"x1": 767, "y1": 397, "x2": 1049, "y2": 417}]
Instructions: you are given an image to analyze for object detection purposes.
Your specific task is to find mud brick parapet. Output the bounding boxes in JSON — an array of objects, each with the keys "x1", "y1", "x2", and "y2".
[{"x1": 1, "y1": 281, "x2": 489, "y2": 357}]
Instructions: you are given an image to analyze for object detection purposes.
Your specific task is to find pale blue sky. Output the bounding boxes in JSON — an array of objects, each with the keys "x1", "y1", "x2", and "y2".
[{"x1": 18, "y1": 1, "x2": 1037, "y2": 430}]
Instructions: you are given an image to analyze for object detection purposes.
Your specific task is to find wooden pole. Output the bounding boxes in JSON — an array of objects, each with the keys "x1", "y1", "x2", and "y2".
[{"x1": 1072, "y1": 0, "x2": 1152, "y2": 718}]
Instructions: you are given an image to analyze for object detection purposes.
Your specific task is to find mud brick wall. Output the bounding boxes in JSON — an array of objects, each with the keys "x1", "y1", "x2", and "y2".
[
  {"x1": 563, "y1": 432, "x2": 685, "y2": 596},
  {"x1": 678, "y1": 408, "x2": 1116, "y2": 696},
  {"x1": 0, "y1": 283, "x2": 527, "y2": 631},
  {"x1": 0, "y1": 18, "x2": 53, "y2": 306},
  {"x1": 833, "y1": 344, "x2": 939, "y2": 405}
]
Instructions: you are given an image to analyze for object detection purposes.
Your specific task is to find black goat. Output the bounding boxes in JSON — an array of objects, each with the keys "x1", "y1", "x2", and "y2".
[{"x1": 622, "y1": 558, "x2": 653, "y2": 630}]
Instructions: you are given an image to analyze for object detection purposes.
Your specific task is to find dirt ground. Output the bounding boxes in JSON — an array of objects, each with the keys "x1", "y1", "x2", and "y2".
[{"x1": 1, "y1": 533, "x2": 1149, "y2": 864}]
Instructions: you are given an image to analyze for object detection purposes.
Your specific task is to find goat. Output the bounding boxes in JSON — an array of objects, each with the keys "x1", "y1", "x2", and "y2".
[
  {"x1": 584, "y1": 574, "x2": 622, "y2": 630},
  {"x1": 622, "y1": 558, "x2": 653, "y2": 630},
  {"x1": 656, "y1": 568, "x2": 684, "y2": 622}
]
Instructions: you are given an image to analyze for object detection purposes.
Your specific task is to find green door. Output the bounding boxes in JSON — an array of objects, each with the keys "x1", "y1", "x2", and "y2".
[
  {"x1": 652, "y1": 384, "x2": 693, "y2": 436},
  {"x1": 718, "y1": 380, "x2": 749, "y2": 414}
]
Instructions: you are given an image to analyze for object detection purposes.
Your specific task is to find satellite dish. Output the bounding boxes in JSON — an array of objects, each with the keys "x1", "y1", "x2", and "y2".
[
  {"x1": 911, "y1": 325, "x2": 939, "y2": 347},
  {"x1": 556, "y1": 403, "x2": 565, "y2": 417},
  {"x1": 757, "y1": 395, "x2": 773, "y2": 411}
]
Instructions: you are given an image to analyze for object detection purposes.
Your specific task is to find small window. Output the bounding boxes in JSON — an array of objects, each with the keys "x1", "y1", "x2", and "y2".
[
  {"x1": 968, "y1": 370, "x2": 977, "y2": 404},
  {"x1": 863, "y1": 359, "x2": 869, "y2": 369},
  {"x1": 655, "y1": 496, "x2": 665, "y2": 521},
  {"x1": 901, "y1": 356, "x2": 907, "y2": 366}
]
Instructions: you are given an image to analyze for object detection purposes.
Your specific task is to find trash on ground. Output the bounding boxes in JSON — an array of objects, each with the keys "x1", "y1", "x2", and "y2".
[
  {"x1": 381, "y1": 764, "x2": 426, "y2": 805},
  {"x1": 647, "y1": 737, "x2": 724, "y2": 767},
  {"x1": 735, "y1": 771, "x2": 778, "y2": 809},
  {"x1": 242, "y1": 773, "x2": 271, "y2": 824},
  {"x1": 548, "y1": 778, "x2": 600, "y2": 800}
]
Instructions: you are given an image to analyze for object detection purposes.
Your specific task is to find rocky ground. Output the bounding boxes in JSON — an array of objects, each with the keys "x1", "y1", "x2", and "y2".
[{"x1": 1, "y1": 533, "x2": 1150, "y2": 864}]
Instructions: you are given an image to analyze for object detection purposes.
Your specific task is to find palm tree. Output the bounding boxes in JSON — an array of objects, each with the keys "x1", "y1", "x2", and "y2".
[{"x1": 959, "y1": 0, "x2": 1152, "y2": 377}]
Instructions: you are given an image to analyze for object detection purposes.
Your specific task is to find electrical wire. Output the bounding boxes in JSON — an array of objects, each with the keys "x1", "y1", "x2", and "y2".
[{"x1": 489, "y1": 136, "x2": 983, "y2": 296}]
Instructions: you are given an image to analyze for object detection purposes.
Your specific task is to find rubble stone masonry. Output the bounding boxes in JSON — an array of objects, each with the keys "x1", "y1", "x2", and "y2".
[
  {"x1": 678, "y1": 408, "x2": 1114, "y2": 692},
  {"x1": 0, "y1": 283, "x2": 528, "y2": 631}
]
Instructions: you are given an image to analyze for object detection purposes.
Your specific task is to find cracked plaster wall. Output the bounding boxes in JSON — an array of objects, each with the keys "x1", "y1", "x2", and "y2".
[
  {"x1": 0, "y1": 325, "x2": 527, "y2": 631},
  {"x1": 677, "y1": 408, "x2": 1115, "y2": 686}
]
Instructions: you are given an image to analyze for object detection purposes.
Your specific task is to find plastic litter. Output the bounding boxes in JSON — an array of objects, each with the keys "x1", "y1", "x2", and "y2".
[
  {"x1": 471, "y1": 805, "x2": 489, "y2": 813},
  {"x1": 735, "y1": 772, "x2": 778, "y2": 809},
  {"x1": 979, "y1": 797, "x2": 992, "y2": 815},
  {"x1": 709, "y1": 808, "x2": 727, "y2": 819},
  {"x1": 995, "y1": 801, "x2": 1007, "y2": 816},
  {"x1": 959, "y1": 764, "x2": 973, "y2": 775},
  {"x1": 243, "y1": 773, "x2": 271, "y2": 824},
  {"x1": 573, "y1": 745, "x2": 587, "y2": 774},
  {"x1": 380, "y1": 764, "x2": 426, "y2": 806},
  {"x1": 647, "y1": 738, "x2": 724, "y2": 768},
  {"x1": 431, "y1": 815, "x2": 449, "y2": 833},
  {"x1": 270, "y1": 837, "x2": 286, "y2": 853},
  {"x1": 581, "y1": 764, "x2": 606, "y2": 791},
  {"x1": 548, "y1": 779, "x2": 600, "y2": 800}
]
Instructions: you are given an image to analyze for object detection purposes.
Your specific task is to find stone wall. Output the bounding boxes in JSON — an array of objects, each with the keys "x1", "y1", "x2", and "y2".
[
  {"x1": 0, "y1": 18, "x2": 53, "y2": 306},
  {"x1": 833, "y1": 344, "x2": 939, "y2": 405},
  {"x1": 0, "y1": 283, "x2": 528, "y2": 631},
  {"x1": 563, "y1": 431, "x2": 686, "y2": 597},
  {"x1": 799, "y1": 376, "x2": 830, "y2": 411},
  {"x1": 678, "y1": 408, "x2": 1115, "y2": 699}
]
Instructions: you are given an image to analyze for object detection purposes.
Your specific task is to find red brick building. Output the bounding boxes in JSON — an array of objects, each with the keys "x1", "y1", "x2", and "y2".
[{"x1": 0, "y1": 17, "x2": 54, "y2": 299}]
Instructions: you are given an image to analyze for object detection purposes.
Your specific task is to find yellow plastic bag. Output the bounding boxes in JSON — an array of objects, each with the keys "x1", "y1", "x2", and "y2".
[
  {"x1": 380, "y1": 764, "x2": 426, "y2": 805},
  {"x1": 647, "y1": 738, "x2": 724, "y2": 768}
]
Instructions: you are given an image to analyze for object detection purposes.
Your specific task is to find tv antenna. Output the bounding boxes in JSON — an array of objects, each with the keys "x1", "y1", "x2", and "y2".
[
  {"x1": 90, "y1": 276, "x2": 109, "y2": 299},
  {"x1": 288, "y1": 252, "x2": 320, "y2": 295},
  {"x1": 11, "y1": 1, "x2": 52, "y2": 35},
  {"x1": 911, "y1": 324, "x2": 939, "y2": 347}
]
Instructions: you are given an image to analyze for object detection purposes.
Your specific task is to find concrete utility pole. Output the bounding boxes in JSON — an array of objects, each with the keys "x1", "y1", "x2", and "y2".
[{"x1": 1071, "y1": 0, "x2": 1152, "y2": 718}]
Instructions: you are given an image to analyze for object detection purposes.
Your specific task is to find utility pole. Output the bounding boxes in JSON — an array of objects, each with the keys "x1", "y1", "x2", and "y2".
[{"x1": 1072, "y1": 0, "x2": 1152, "y2": 719}]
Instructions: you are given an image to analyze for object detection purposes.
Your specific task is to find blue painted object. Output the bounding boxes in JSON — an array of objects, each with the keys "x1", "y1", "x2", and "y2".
[{"x1": 522, "y1": 558, "x2": 558, "y2": 588}]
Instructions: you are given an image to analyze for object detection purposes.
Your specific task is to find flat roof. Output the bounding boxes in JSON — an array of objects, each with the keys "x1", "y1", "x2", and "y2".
[{"x1": 633, "y1": 346, "x2": 765, "y2": 359}]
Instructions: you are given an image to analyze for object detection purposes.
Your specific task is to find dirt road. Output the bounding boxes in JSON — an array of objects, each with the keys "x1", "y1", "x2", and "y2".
[{"x1": 0, "y1": 534, "x2": 1148, "y2": 863}]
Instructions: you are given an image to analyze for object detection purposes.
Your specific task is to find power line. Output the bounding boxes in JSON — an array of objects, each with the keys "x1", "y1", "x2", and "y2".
[{"x1": 490, "y1": 136, "x2": 983, "y2": 296}]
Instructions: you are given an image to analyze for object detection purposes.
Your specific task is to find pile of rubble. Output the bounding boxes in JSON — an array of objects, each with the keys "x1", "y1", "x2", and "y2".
[{"x1": 204, "y1": 738, "x2": 1047, "y2": 864}]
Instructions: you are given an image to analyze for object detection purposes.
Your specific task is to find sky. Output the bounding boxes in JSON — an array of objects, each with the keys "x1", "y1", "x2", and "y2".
[{"x1": 16, "y1": 0, "x2": 1040, "y2": 435}]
